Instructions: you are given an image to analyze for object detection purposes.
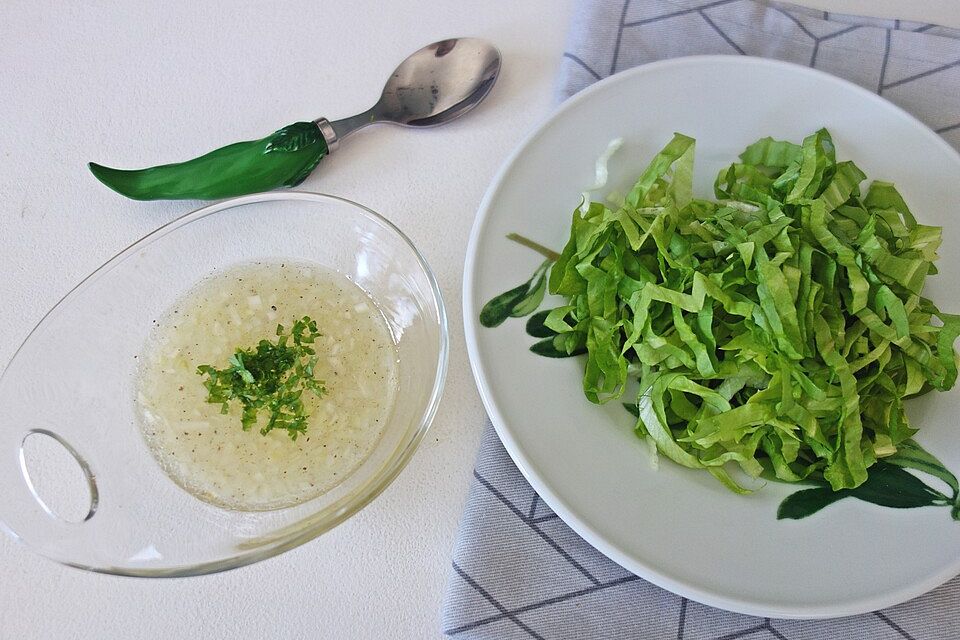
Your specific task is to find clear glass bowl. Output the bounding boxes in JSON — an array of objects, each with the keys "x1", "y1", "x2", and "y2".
[{"x1": 0, "y1": 192, "x2": 448, "y2": 576}]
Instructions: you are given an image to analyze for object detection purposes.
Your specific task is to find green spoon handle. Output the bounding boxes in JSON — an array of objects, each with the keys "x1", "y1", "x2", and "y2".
[{"x1": 88, "y1": 121, "x2": 331, "y2": 201}]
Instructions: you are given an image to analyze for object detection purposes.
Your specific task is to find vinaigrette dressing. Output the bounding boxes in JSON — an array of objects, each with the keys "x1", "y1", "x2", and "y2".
[{"x1": 136, "y1": 261, "x2": 398, "y2": 511}]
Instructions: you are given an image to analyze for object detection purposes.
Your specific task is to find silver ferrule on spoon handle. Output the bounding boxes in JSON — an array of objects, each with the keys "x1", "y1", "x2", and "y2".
[
  {"x1": 314, "y1": 118, "x2": 340, "y2": 153},
  {"x1": 315, "y1": 108, "x2": 381, "y2": 153}
]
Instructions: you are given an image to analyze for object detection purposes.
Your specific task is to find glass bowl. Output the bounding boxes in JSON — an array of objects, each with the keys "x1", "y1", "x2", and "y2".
[{"x1": 0, "y1": 192, "x2": 448, "y2": 576}]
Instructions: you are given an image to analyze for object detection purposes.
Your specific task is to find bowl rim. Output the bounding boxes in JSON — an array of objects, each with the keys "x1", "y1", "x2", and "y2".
[{"x1": 0, "y1": 191, "x2": 449, "y2": 577}]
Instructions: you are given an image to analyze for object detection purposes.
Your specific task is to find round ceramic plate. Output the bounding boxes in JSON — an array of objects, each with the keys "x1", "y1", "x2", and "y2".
[{"x1": 463, "y1": 56, "x2": 960, "y2": 618}]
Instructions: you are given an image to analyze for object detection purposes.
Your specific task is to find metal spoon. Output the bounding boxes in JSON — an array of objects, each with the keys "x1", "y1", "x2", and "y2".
[
  {"x1": 317, "y1": 37, "x2": 502, "y2": 151},
  {"x1": 88, "y1": 38, "x2": 502, "y2": 201}
]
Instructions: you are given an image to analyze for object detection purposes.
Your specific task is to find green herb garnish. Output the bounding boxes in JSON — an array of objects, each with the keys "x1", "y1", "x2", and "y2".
[{"x1": 196, "y1": 316, "x2": 326, "y2": 440}]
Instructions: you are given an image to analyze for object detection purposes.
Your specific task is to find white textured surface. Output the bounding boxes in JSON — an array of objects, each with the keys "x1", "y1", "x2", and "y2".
[
  {"x1": 0, "y1": 1, "x2": 957, "y2": 638},
  {"x1": 0, "y1": 2, "x2": 571, "y2": 637},
  {"x1": 790, "y1": 0, "x2": 960, "y2": 26}
]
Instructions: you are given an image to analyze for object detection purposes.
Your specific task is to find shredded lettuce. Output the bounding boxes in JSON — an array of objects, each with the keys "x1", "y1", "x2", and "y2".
[
  {"x1": 580, "y1": 137, "x2": 624, "y2": 214},
  {"x1": 486, "y1": 129, "x2": 960, "y2": 492}
]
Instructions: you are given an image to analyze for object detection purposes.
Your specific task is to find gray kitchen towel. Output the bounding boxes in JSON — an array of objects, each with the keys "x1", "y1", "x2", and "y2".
[
  {"x1": 557, "y1": 0, "x2": 960, "y2": 147},
  {"x1": 442, "y1": 2, "x2": 960, "y2": 639}
]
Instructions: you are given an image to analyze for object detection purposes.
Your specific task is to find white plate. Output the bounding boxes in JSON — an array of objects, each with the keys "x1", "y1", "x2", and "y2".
[{"x1": 463, "y1": 56, "x2": 960, "y2": 618}]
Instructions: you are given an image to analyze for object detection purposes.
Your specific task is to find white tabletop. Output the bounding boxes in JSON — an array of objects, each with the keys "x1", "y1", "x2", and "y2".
[{"x1": 1, "y1": 1, "x2": 958, "y2": 637}]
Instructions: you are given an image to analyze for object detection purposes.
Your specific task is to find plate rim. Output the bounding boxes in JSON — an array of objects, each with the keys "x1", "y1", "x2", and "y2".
[{"x1": 463, "y1": 54, "x2": 960, "y2": 619}]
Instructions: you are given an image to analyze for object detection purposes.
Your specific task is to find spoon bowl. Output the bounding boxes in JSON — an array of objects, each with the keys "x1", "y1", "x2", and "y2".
[{"x1": 325, "y1": 38, "x2": 502, "y2": 144}]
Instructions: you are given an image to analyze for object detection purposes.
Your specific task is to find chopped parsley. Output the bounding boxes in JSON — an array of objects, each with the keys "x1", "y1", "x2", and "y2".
[{"x1": 196, "y1": 316, "x2": 326, "y2": 440}]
